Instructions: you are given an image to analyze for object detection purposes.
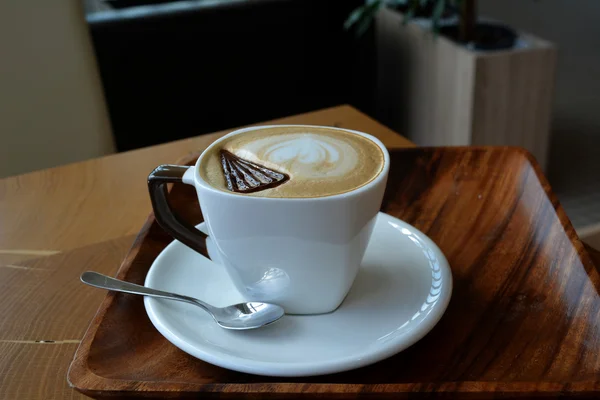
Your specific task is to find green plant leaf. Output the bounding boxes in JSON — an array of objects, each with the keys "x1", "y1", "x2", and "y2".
[
  {"x1": 348, "y1": 0, "x2": 384, "y2": 37},
  {"x1": 364, "y1": 0, "x2": 385, "y2": 16},
  {"x1": 355, "y1": 16, "x2": 373, "y2": 37},
  {"x1": 344, "y1": 5, "x2": 368, "y2": 31},
  {"x1": 355, "y1": 9, "x2": 376, "y2": 36}
]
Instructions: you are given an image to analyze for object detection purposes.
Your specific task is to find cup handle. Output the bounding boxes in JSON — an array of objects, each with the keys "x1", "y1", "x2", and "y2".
[{"x1": 148, "y1": 164, "x2": 208, "y2": 256}]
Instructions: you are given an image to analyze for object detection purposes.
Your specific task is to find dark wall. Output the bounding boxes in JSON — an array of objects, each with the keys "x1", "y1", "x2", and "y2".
[{"x1": 88, "y1": 0, "x2": 373, "y2": 152}]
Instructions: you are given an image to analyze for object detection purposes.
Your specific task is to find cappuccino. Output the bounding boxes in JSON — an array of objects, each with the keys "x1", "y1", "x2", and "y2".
[{"x1": 199, "y1": 126, "x2": 384, "y2": 198}]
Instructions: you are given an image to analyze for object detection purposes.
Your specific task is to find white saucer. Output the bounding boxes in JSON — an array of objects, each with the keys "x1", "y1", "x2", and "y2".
[{"x1": 144, "y1": 212, "x2": 452, "y2": 377}]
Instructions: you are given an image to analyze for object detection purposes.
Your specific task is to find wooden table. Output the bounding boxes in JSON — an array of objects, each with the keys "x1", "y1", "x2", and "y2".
[
  {"x1": 1, "y1": 105, "x2": 597, "y2": 399},
  {"x1": 0, "y1": 105, "x2": 413, "y2": 399}
]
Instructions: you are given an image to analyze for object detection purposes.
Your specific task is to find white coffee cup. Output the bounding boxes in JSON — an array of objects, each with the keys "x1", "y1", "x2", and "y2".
[{"x1": 148, "y1": 125, "x2": 390, "y2": 314}]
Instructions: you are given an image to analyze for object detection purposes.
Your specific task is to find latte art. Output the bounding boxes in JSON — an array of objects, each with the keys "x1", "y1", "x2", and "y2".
[
  {"x1": 200, "y1": 126, "x2": 384, "y2": 198},
  {"x1": 236, "y1": 134, "x2": 358, "y2": 180}
]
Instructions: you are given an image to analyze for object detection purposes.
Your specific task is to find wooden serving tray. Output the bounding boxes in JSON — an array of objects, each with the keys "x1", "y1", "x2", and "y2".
[{"x1": 69, "y1": 147, "x2": 600, "y2": 399}]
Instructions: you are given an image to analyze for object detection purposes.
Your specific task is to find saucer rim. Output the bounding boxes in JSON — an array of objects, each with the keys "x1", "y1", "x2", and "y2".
[{"x1": 144, "y1": 212, "x2": 452, "y2": 377}]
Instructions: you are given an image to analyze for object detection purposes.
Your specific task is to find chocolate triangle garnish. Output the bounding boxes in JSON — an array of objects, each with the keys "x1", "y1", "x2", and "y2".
[{"x1": 220, "y1": 150, "x2": 289, "y2": 193}]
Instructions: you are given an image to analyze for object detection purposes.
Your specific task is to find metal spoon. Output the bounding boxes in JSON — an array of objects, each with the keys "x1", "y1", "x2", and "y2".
[{"x1": 80, "y1": 271, "x2": 284, "y2": 330}]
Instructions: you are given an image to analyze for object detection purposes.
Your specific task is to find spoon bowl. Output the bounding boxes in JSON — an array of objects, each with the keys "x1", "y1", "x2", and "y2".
[
  {"x1": 212, "y1": 302, "x2": 286, "y2": 329},
  {"x1": 80, "y1": 271, "x2": 284, "y2": 330}
]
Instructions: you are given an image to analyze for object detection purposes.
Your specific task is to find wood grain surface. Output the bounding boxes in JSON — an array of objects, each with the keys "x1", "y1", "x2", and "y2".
[
  {"x1": 0, "y1": 237, "x2": 134, "y2": 400},
  {"x1": 69, "y1": 147, "x2": 600, "y2": 399},
  {"x1": 0, "y1": 106, "x2": 413, "y2": 399}
]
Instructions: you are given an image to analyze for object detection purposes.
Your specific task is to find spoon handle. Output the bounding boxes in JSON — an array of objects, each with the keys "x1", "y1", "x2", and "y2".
[{"x1": 80, "y1": 271, "x2": 212, "y2": 312}]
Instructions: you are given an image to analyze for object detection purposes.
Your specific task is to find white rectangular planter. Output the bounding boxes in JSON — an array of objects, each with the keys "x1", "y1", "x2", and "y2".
[{"x1": 375, "y1": 7, "x2": 557, "y2": 169}]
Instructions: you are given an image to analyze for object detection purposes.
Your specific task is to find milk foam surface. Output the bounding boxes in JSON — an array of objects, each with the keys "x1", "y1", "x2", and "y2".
[{"x1": 200, "y1": 126, "x2": 384, "y2": 198}]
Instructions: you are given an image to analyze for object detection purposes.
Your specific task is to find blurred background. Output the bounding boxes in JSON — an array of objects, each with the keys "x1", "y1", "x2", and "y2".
[{"x1": 0, "y1": 0, "x2": 598, "y2": 247}]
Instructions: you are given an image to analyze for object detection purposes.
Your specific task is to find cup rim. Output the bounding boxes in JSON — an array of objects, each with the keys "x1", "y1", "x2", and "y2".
[{"x1": 193, "y1": 124, "x2": 390, "y2": 201}]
